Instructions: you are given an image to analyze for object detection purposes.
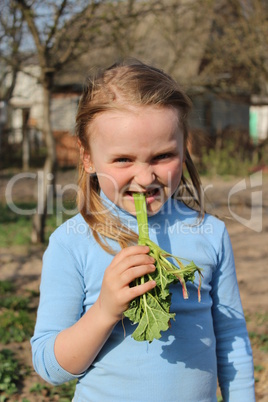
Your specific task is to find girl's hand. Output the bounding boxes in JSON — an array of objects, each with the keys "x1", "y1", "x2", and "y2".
[
  {"x1": 54, "y1": 246, "x2": 155, "y2": 374},
  {"x1": 97, "y1": 245, "x2": 156, "y2": 324}
]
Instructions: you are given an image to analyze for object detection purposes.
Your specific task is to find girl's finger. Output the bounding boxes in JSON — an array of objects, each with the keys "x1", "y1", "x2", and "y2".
[
  {"x1": 127, "y1": 280, "x2": 157, "y2": 300},
  {"x1": 111, "y1": 245, "x2": 150, "y2": 267},
  {"x1": 120, "y1": 253, "x2": 155, "y2": 271},
  {"x1": 120, "y1": 264, "x2": 156, "y2": 286}
]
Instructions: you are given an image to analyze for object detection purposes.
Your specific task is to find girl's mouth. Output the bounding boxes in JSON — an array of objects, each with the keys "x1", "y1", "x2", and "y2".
[{"x1": 125, "y1": 188, "x2": 160, "y2": 203}]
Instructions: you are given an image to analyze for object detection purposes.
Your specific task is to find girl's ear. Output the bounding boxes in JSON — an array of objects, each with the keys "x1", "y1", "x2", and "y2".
[
  {"x1": 83, "y1": 152, "x2": 95, "y2": 173},
  {"x1": 78, "y1": 141, "x2": 95, "y2": 173},
  {"x1": 83, "y1": 151, "x2": 95, "y2": 173}
]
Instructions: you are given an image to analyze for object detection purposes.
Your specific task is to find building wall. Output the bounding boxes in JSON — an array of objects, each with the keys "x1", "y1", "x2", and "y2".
[
  {"x1": 191, "y1": 93, "x2": 249, "y2": 135},
  {"x1": 51, "y1": 93, "x2": 80, "y2": 133},
  {"x1": 7, "y1": 70, "x2": 80, "y2": 167},
  {"x1": 51, "y1": 93, "x2": 80, "y2": 166},
  {"x1": 54, "y1": 130, "x2": 79, "y2": 167},
  {"x1": 9, "y1": 65, "x2": 43, "y2": 138}
]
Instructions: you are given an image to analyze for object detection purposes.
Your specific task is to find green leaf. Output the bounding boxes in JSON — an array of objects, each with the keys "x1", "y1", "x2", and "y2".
[
  {"x1": 124, "y1": 193, "x2": 203, "y2": 342},
  {"x1": 125, "y1": 292, "x2": 175, "y2": 342}
]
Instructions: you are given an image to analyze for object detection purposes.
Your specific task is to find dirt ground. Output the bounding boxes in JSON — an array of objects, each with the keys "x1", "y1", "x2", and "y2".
[{"x1": 0, "y1": 170, "x2": 267, "y2": 401}]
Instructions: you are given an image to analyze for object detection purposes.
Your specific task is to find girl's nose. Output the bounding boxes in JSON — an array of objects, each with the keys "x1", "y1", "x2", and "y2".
[{"x1": 134, "y1": 164, "x2": 156, "y2": 187}]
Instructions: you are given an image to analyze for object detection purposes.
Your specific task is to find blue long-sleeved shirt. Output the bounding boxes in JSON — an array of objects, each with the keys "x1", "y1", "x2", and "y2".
[{"x1": 31, "y1": 196, "x2": 255, "y2": 401}]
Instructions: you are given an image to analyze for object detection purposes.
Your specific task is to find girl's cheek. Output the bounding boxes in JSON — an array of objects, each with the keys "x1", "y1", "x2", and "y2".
[
  {"x1": 113, "y1": 170, "x2": 133, "y2": 183},
  {"x1": 161, "y1": 162, "x2": 181, "y2": 179}
]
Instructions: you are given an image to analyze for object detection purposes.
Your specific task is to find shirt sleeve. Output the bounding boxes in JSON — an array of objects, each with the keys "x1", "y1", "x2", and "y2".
[
  {"x1": 31, "y1": 234, "x2": 86, "y2": 385},
  {"x1": 211, "y1": 226, "x2": 255, "y2": 401}
]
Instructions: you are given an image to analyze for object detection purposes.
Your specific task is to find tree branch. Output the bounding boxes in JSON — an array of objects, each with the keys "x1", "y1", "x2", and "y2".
[
  {"x1": 14, "y1": 0, "x2": 46, "y2": 69},
  {"x1": 45, "y1": 0, "x2": 68, "y2": 49}
]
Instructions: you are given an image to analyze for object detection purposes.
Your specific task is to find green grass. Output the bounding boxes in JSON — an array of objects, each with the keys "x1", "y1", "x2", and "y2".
[
  {"x1": 0, "y1": 281, "x2": 37, "y2": 345},
  {"x1": 0, "y1": 349, "x2": 22, "y2": 396},
  {"x1": 245, "y1": 311, "x2": 268, "y2": 325},
  {"x1": 246, "y1": 312, "x2": 268, "y2": 353},
  {"x1": 0, "y1": 310, "x2": 35, "y2": 344},
  {"x1": 0, "y1": 281, "x2": 15, "y2": 294},
  {"x1": 249, "y1": 332, "x2": 268, "y2": 352},
  {"x1": 255, "y1": 312, "x2": 268, "y2": 325},
  {"x1": 254, "y1": 365, "x2": 265, "y2": 373},
  {"x1": 0, "y1": 203, "x2": 34, "y2": 246},
  {"x1": 30, "y1": 380, "x2": 77, "y2": 401},
  {"x1": 0, "y1": 280, "x2": 76, "y2": 401},
  {"x1": 198, "y1": 140, "x2": 256, "y2": 177},
  {"x1": 0, "y1": 294, "x2": 30, "y2": 310},
  {"x1": 0, "y1": 200, "x2": 76, "y2": 247},
  {"x1": 0, "y1": 198, "x2": 77, "y2": 397}
]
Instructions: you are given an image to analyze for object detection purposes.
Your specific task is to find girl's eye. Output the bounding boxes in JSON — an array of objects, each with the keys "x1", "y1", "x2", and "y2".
[
  {"x1": 114, "y1": 157, "x2": 131, "y2": 164},
  {"x1": 154, "y1": 153, "x2": 173, "y2": 161}
]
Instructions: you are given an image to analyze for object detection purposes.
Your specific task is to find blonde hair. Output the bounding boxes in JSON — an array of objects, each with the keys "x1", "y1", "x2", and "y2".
[{"x1": 76, "y1": 59, "x2": 204, "y2": 253}]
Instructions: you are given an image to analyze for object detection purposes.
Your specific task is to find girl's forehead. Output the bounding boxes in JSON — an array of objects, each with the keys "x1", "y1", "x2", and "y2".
[
  {"x1": 90, "y1": 105, "x2": 180, "y2": 131},
  {"x1": 88, "y1": 105, "x2": 183, "y2": 150}
]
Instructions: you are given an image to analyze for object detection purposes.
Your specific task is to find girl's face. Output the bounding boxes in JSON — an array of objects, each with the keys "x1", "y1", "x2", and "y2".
[{"x1": 84, "y1": 105, "x2": 184, "y2": 216}]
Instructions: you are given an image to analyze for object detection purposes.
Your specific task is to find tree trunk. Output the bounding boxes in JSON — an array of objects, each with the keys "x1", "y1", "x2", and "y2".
[
  {"x1": 22, "y1": 108, "x2": 30, "y2": 171},
  {"x1": 31, "y1": 72, "x2": 57, "y2": 243}
]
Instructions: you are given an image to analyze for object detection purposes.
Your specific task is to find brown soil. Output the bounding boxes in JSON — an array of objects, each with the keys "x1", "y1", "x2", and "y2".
[{"x1": 0, "y1": 171, "x2": 267, "y2": 401}]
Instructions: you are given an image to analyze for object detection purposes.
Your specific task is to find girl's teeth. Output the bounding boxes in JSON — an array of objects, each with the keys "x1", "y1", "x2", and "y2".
[
  {"x1": 146, "y1": 189, "x2": 157, "y2": 197},
  {"x1": 127, "y1": 189, "x2": 158, "y2": 197}
]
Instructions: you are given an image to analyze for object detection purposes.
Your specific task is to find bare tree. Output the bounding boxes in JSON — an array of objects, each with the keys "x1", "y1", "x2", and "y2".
[
  {"x1": 12, "y1": 0, "x2": 165, "y2": 243},
  {"x1": 104, "y1": 0, "x2": 163, "y2": 59},
  {"x1": 151, "y1": 0, "x2": 214, "y2": 82},
  {"x1": 198, "y1": 0, "x2": 268, "y2": 95},
  {"x1": 144, "y1": 0, "x2": 267, "y2": 95},
  {"x1": 13, "y1": 0, "x2": 115, "y2": 243},
  {"x1": 0, "y1": 2, "x2": 25, "y2": 101},
  {"x1": 0, "y1": 1, "x2": 27, "y2": 166}
]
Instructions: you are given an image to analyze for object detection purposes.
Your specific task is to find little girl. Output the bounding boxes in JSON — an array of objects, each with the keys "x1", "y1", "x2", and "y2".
[{"x1": 31, "y1": 59, "x2": 255, "y2": 401}]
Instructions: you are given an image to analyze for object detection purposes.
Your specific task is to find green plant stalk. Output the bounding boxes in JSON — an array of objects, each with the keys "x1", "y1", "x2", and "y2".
[
  {"x1": 124, "y1": 193, "x2": 203, "y2": 342},
  {"x1": 134, "y1": 192, "x2": 202, "y2": 300}
]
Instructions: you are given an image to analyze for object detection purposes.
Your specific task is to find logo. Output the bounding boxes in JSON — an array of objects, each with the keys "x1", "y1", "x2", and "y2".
[{"x1": 228, "y1": 171, "x2": 263, "y2": 232}]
